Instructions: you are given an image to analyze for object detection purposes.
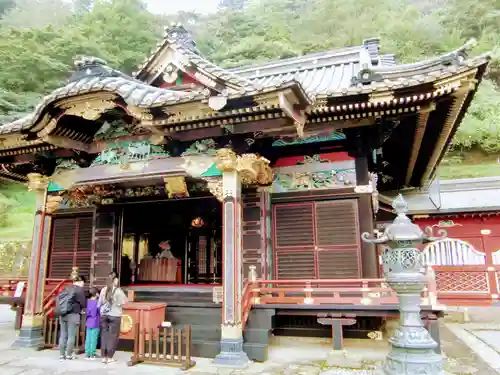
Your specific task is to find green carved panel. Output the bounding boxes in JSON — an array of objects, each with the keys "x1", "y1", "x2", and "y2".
[
  {"x1": 273, "y1": 168, "x2": 356, "y2": 192},
  {"x1": 91, "y1": 140, "x2": 170, "y2": 166}
]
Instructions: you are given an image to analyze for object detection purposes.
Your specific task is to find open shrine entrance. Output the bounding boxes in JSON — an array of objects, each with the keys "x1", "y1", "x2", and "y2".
[{"x1": 119, "y1": 197, "x2": 222, "y2": 286}]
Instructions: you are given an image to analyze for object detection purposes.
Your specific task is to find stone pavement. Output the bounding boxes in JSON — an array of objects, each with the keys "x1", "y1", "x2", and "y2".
[
  {"x1": 0, "y1": 334, "x2": 385, "y2": 375},
  {"x1": 446, "y1": 323, "x2": 500, "y2": 374},
  {"x1": 0, "y1": 305, "x2": 495, "y2": 375}
]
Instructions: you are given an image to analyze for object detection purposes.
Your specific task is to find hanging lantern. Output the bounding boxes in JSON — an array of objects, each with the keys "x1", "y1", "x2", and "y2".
[{"x1": 191, "y1": 217, "x2": 204, "y2": 228}]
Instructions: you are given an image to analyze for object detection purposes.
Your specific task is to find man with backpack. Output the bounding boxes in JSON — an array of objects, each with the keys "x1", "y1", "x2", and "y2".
[{"x1": 55, "y1": 276, "x2": 87, "y2": 360}]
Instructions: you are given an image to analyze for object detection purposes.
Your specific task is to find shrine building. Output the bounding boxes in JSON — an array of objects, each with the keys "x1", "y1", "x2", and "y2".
[{"x1": 0, "y1": 25, "x2": 490, "y2": 364}]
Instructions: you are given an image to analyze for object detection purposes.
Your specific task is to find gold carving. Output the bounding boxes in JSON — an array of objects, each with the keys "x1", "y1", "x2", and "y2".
[
  {"x1": 215, "y1": 150, "x2": 273, "y2": 186},
  {"x1": 127, "y1": 105, "x2": 154, "y2": 121},
  {"x1": 237, "y1": 154, "x2": 259, "y2": 183},
  {"x1": 120, "y1": 314, "x2": 134, "y2": 334},
  {"x1": 164, "y1": 102, "x2": 215, "y2": 123},
  {"x1": 367, "y1": 331, "x2": 383, "y2": 340},
  {"x1": 236, "y1": 154, "x2": 273, "y2": 186},
  {"x1": 26, "y1": 173, "x2": 49, "y2": 192},
  {"x1": 164, "y1": 176, "x2": 189, "y2": 198},
  {"x1": 0, "y1": 135, "x2": 43, "y2": 151},
  {"x1": 204, "y1": 177, "x2": 223, "y2": 201},
  {"x1": 45, "y1": 195, "x2": 63, "y2": 214},
  {"x1": 60, "y1": 99, "x2": 116, "y2": 121},
  {"x1": 215, "y1": 148, "x2": 238, "y2": 172},
  {"x1": 368, "y1": 90, "x2": 394, "y2": 104},
  {"x1": 70, "y1": 266, "x2": 79, "y2": 280},
  {"x1": 253, "y1": 92, "x2": 280, "y2": 107}
]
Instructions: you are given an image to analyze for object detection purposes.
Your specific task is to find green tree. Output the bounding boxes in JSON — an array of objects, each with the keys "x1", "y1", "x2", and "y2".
[{"x1": 73, "y1": 0, "x2": 162, "y2": 74}]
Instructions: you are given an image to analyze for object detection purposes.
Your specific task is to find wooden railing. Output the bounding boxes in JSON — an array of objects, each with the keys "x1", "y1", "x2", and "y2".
[
  {"x1": 42, "y1": 313, "x2": 86, "y2": 352},
  {"x1": 432, "y1": 264, "x2": 500, "y2": 306},
  {"x1": 128, "y1": 322, "x2": 195, "y2": 370},
  {"x1": 0, "y1": 277, "x2": 27, "y2": 296},
  {"x1": 240, "y1": 266, "x2": 440, "y2": 328},
  {"x1": 241, "y1": 279, "x2": 253, "y2": 330},
  {"x1": 248, "y1": 278, "x2": 400, "y2": 305},
  {"x1": 42, "y1": 279, "x2": 71, "y2": 315}
]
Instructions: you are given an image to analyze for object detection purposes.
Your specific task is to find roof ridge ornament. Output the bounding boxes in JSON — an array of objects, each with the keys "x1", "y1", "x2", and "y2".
[
  {"x1": 70, "y1": 55, "x2": 122, "y2": 82},
  {"x1": 164, "y1": 22, "x2": 200, "y2": 55},
  {"x1": 440, "y1": 38, "x2": 476, "y2": 66},
  {"x1": 74, "y1": 56, "x2": 108, "y2": 70}
]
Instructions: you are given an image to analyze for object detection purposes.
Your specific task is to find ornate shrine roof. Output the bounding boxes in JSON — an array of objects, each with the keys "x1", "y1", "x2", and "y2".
[{"x1": 0, "y1": 25, "x2": 491, "y2": 192}]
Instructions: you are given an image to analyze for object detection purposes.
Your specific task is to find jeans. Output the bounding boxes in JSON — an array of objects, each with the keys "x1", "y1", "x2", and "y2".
[
  {"x1": 59, "y1": 313, "x2": 80, "y2": 357},
  {"x1": 100, "y1": 315, "x2": 121, "y2": 358},
  {"x1": 85, "y1": 327, "x2": 100, "y2": 356}
]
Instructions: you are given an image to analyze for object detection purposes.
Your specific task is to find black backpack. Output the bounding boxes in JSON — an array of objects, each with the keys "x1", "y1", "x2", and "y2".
[{"x1": 54, "y1": 286, "x2": 75, "y2": 317}]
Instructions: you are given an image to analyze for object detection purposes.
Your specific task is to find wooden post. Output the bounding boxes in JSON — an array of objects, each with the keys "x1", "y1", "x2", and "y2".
[
  {"x1": 213, "y1": 149, "x2": 249, "y2": 367},
  {"x1": 317, "y1": 313, "x2": 356, "y2": 350},
  {"x1": 13, "y1": 173, "x2": 51, "y2": 349}
]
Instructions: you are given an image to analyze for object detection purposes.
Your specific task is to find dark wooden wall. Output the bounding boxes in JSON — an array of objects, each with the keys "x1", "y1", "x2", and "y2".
[
  {"x1": 242, "y1": 190, "x2": 270, "y2": 280},
  {"x1": 91, "y1": 210, "x2": 117, "y2": 288}
]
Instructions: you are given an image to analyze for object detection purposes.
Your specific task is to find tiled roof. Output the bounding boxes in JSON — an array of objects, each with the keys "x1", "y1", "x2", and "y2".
[
  {"x1": 0, "y1": 38, "x2": 490, "y2": 136},
  {"x1": 0, "y1": 63, "x2": 308, "y2": 135},
  {"x1": 171, "y1": 42, "x2": 256, "y2": 91},
  {"x1": 0, "y1": 67, "x2": 190, "y2": 135},
  {"x1": 135, "y1": 25, "x2": 255, "y2": 92},
  {"x1": 230, "y1": 46, "x2": 364, "y2": 96},
  {"x1": 381, "y1": 176, "x2": 500, "y2": 214},
  {"x1": 230, "y1": 39, "x2": 488, "y2": 98}
]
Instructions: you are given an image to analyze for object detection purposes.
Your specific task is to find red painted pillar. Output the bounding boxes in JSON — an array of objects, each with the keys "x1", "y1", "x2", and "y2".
[{"x1": 13, "y1": 173, "x2": 51, "y2": 349}]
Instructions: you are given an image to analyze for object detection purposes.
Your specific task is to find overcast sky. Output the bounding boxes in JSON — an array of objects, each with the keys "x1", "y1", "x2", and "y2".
[{"x1": 144, "y1": 0, "x2": 220, "y2": 14}]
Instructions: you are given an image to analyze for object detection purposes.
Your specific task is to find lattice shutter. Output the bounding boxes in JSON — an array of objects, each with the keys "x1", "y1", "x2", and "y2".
[
  {"x1": 92, "y1": 211, "x2": 116, "y2": 288},
  {"x1": 315, "y1": 200, "x2": 360, "y2": 279},
  {"x1": 272, "y1": 199, "x2": 361, "y2": 280},
  {"x1": 48, "y1": 215, "x2": 93, "y2": 280},
  {"x1": 76, "y1": 216, "x2": 93, "y2": 281},
  {"x1": 273, "y1": 203, "x2": 315, "y2": 279},
  {"x1": 242, "y1": 190, "x2": 269, "y2": 279}
]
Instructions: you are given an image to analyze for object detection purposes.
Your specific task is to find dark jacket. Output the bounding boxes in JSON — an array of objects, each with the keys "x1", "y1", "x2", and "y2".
[{"x1": 70, "y1": 285, "x2": 87, "y2": 315}]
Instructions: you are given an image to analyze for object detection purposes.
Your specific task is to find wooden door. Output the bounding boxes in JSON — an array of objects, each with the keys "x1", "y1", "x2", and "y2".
[
  {"x1": 272, "y1": 199, "x2": 361, "y2": 280},
  {"x1": 48, "y1": 214, "x2": 93, "y2": 281}
]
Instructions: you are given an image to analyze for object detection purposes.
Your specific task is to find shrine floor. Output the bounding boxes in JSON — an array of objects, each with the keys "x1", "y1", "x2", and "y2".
[{"x1": 0, "y1": 306, "x2": 495, "y2": 375}]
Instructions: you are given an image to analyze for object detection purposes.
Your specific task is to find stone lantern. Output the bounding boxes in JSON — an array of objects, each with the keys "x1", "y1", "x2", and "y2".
[{"x1": 362, "y1": 194, "x2": 445, "y2": 375}]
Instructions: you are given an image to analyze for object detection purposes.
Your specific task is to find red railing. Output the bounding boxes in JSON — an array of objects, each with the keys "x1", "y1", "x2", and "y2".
[
  {"x1": 239, "y1": 267, "x2": 440, "y2": 328},
  {"x1": 241, "y1": 280, "x2": 253, "y2": 330},
  {"x1": 432, "y1": 264, "x2": 500, "y2": 306},
  {"x1": 246, "y1": 278, "x2": 403, "y2": 306},
  {"x1": 0, "y1": 277, "x2": 71, "y2": 314},
  {"x1": 0, "y1": 277, "x2": 28, "y2": 296},
  {"x1": 42, "y1": 279, "x2": 71, "y2": 314}
]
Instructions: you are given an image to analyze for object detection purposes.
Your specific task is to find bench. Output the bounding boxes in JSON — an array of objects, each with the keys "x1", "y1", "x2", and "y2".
[{"x1": 258, "y1": 304, "x2": 444, "y2": 354}]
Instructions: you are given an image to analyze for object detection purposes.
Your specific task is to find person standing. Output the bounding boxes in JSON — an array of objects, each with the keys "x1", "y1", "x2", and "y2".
[
  {"x1": 98, "y1": 274, "x2": 128, "y2": 364},
  {"x1": 84, "y1": 287, "x2": 100, "y2": 360},
  {"x1": 56, "y1": 276, "x2": 86, "y2": 360}
]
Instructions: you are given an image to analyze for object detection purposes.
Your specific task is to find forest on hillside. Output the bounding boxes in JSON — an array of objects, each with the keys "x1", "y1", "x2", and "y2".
[{"x1": 0, "y1": 0, "x2": 499, "y2": 239}]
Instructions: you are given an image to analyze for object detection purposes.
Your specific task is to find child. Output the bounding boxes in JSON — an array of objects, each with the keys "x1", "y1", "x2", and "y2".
[{"x1": 84, "y1": 287, "x2": 100, "y2": 360}]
